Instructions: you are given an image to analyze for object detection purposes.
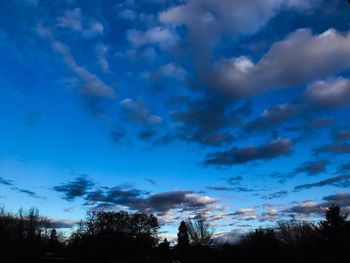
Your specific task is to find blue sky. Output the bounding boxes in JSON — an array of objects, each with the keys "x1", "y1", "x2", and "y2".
[{"x1": 1, "y1": 0, "x2": 350, "y2": 242}]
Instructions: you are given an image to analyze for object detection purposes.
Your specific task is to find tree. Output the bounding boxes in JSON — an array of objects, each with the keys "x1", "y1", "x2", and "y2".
[
  {"x1": 177, "y1": 220, "x2": 189, "y2": 249},
  {"x1": 185, "y1": 216, "x2": 213, "y2": 246},
  {"x1": 319, "y1": 204, "x2": 350, "y2": 254}
]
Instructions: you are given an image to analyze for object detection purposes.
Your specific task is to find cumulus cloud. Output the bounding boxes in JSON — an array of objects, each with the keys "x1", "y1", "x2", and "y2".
[
  {"x1": 213, "y1": 29, "x2": 350, "y2": 98},
  {"x1": 304, "y1": 77, "x2": 350, "y2": 108},
  {"x1": 294, "y1": 174, "x2": 350, "y2": 191},
  {"x1": 204, "y1": 138, "x2": 293, "y2": 166},
  {"x1": 120, "y1": 98, "x2": 162, "y2": 125},
  {"x1": 160, "y1": 0, "x2": 318, "y2": 41}
]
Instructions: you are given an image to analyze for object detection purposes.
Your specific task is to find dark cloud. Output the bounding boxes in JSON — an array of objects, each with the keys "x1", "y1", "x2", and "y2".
[
  {"x1": 314, "y1": 142, "x2": 350, "y2": 154},
  {"x1": 170, "y1": 95, "x2": 237, "y2": 146},
  {"x1": 338, "y1": 162, "x2": 350, "y2": 172},
  {"x1": 145, "y1": 178, "x2": 157, "y2": 185},
  {"x1": 323, "y1": 192, "x2": 350, "y2": 207},
  {"x1": 261, "y1": 190, "x2": 288, "y2": 200},
  {"x1": 110, "y1": 130, "x2": 127, "y2": 143},
  {"x1": 294, "y1": 174, "x2": 350, "y2": 191},
  {"x1": 285, "y1": 201, "x2": 323, "y2": 215},
  {"x1": 286, "y1": 192, "x2": 350, "y2": 216},
  {"x1": 207, "y1": 186, "x2": 236, "y2": 192},
  {"x1": 14, "y1": 188, "x2": 43, "y2": 199},
  {"x1": 55, "y1": 177, "x2": 223, "y2": 216},
  {"x1": 245, "y1": 103, "x2": 301, "y2": 132},
  {"x1": 225, "y1": 176, "x2": 243, "y2": 185},
  {"x1": 54, "y1": 176, "x2": 94, "y2": 201},
  {"x1": 0, "y1": 176, "x2": 13, "y2": 186},
  {"x1": 204, "y1": 138, "x2": 293, "y2": 166},
  {"x1": 293, "y1": 160, "x2": 329, "y2": 176},
  {"x1": 335, "y1": 129, "x2": 350, "y2": 141},
  {"x1": 138, "y1": 129, "x2": 157, "y2": 141},
  {"x1": 307, "y1": 118, "x2": 334, "y2": 129}
]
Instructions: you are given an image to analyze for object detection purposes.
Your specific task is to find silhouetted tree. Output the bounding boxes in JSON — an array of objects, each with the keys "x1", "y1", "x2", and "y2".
[
  {"x1": 177, "y1": 220, "x2": 189, "y2": 248},
  {"x1": 318, "y1": 204, "x2": 350, "y2": 257},
  {"x1": 69, "y1": 210, "x2": 159, "y2": 261},
  {"x1": 185, "y1": 216, "x2": 214, "y2": 246}
]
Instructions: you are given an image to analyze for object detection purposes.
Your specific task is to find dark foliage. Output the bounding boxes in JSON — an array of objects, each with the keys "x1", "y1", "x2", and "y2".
[{"x1": 1, "y1": 204, "x2": 350, "y2": 262}]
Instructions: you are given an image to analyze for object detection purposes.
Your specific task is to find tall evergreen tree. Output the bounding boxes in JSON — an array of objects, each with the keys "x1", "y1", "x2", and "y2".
[{"x1": 177, "y1": 221, "x2": 189, "y2": 249}]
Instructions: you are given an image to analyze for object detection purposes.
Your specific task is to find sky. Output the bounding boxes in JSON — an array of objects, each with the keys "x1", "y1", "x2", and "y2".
[{"x1": 1, "y1": 0, "x2": 350, "y2": 242}]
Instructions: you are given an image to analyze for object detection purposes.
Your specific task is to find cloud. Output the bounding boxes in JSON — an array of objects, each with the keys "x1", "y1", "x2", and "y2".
[
  {"x1": 0, "y1": 176, "x2": 13, "y2": 186},
  {"x1": 323, "y1": 192, "x2": 350, "y2": 207},
  {"x1": 127, "y1": 26, "x2": 178, "y2": 48},
  {"x1": 285, "y1": 201, "x2": 323, "y2": 215},
  {"x1": 169, "y1": 96, "x2": 238, "y2": 146},
  {"x1": 119, "y1": 9, "x2": 136, "y2": 20},
  {"x1": 37, "y1": 25, "x2": 115, "y2": 98},
  {"x1": 230, "y1": 207, "x2": 279, "y2": 222},
  {"x1": 286, "y1": 192, "x2": 350, "y2": 216},
  {"x1": 314, "y1": 142, "x2": 350, "y2": 154},
  {"x1": 335, "y1": 129, "x2": 350, "y2": 141},
  {"x1": 245, "y1": 103, "x2": 301, "y2": 131},
  {"x1": 207, "y1": 186, "x2": 236, "y2": 192},
  {"x1": 204, "y1": 138, "x2": 293, "y2": 166},
  {"x1": 120, "y1": 98, "x2": 162, "y2": 125},
  {"x1": 338, "y1": 162, "x2": 350, "y2": 172},
  {"x1": 159, "y1": 63, "x2": 187, "y2": 80},
  {"x1": 213, "y1": 29, "x2": 350, "y2": 98},
  {"x1": 54, "y1": 176, "x2": 95, "y2": 201},
  {"x1": 57, "y1": 8, "x2": 82, "y2": 31},
  {"x1": 57, "y1": 8, "x2": 104, "y2": 38},
  {"x1": 95, "y1": 42, "x2": 110, "y2": 73},
  {"x1": 225, "y1": 176, "x2": 243, "y2": 184},
  {"x1": 160, "y1": 0, "x2": 317, "y2": 42},
  {"x1": 55, "y1": 177, "x2": 224, "y2": 218},
  {"x1": 304, "y1": 77, "x2": 350, "y2": 108},
  {"x1": 293, "y1": 160, "x2": 329, "y2": 176},
  {"x1": 261, "y1": 190, "x2": 288, "y2": 200},
  {"x1": 137, "y1": 129, "x2": 156, "y2": 141},
  {"x1": 294, "y1": 174, "x2": 350, "y2": 191}
]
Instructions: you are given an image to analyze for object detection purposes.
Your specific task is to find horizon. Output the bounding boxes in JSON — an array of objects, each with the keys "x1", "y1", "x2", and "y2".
[{"x1": 1, "y1": 0, "x2": 350, "y2": 243}]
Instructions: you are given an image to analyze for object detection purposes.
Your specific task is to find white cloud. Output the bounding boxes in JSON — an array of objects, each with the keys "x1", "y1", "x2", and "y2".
[
  {"x1": 127, "y1": 26, "x2": 178, "y2": 48},
  {"x1": 213, "y1": 29, "x2": 350, "y2": 98}
]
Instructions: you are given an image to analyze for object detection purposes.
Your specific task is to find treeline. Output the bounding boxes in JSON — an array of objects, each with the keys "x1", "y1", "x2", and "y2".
[{"x1": 0, "y1": 204, "x2": 349, "y2": 262}]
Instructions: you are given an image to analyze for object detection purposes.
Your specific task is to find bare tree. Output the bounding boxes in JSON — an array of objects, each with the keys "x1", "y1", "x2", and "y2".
[{"x1": 185, "y1": 215, "x2": 214, "y2": 246}]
